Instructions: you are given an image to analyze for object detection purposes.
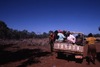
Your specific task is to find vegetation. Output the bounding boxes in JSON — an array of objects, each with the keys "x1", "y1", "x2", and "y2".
[
  {"x1": 99, "y1": 26, "x2": 100, "y2": 31},
  {"x1": 0, "y1": 20, "x2": 100, "y2": 39},
  {"x1": 0, "y1": 20, "x2": 49, "y2": 39}
]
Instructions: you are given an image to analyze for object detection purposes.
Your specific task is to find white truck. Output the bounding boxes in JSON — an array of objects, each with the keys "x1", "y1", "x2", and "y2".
[{"x1": 53, "y1": 32, "x2": 84, "y2": 62}]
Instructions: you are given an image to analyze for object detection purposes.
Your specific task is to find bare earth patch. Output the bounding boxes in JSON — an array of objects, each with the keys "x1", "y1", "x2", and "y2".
[{"x1": 0, "y1": 39, "x2": 100, "y2": 67}]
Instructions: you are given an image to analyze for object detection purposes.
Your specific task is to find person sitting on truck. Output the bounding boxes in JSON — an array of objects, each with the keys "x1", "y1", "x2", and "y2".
[
  {"x1": 54, "y1": 30, "x2": 59, "y2": 41},
  {"x1": 67, "y1": 31, "x2": 76, "y2": 44},
  {"x1": 57, "y1": 30, "x2": 66, "y2": 42},
  {"x1": 76, "y1": 33, "x2": 84, "y2": 45},
  {"x1": 63, "y1": 30, "x2": 67, "y2": 42}
]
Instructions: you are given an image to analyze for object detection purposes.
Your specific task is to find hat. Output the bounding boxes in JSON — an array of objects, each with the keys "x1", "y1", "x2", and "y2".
[{"x1": 58, "y1": 30, "x2": 62, "y2": 33}]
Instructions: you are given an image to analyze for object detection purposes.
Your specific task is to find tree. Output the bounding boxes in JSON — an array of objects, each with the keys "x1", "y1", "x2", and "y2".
[
  {"x1": 0, "y1": 20, "x2": 9, "y2": 39},
  {"x1": 29, "y1": 31, "x2": 36, "y2": 38},
  {"x1": 0, "y1": 20, "x2": 49, "y2": 39},
  {"x1": 99, "y1": 26, "x2": 100, "y2": 31},
  {"x1": 42, "y1": 32, "x2": 49, "y2": 38}
]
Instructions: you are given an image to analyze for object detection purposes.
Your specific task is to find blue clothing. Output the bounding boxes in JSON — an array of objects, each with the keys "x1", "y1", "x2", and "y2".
[{"x1": 57, "y1": 33, "x2": 65, "y2": 41}]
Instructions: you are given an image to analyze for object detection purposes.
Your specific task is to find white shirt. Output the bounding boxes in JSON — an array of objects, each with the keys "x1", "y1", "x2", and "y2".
[{"x1": 67, "y1": 34, "x2": 76, "y2": 43}]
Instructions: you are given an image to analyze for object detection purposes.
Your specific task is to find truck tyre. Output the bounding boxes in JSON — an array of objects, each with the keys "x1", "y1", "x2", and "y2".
[
  {"x1": 75, "y1": 58, "x2": 83, "y2": 63},
  {"x1": 57, "y1": 52, "x2": 63, "y2": 58}
]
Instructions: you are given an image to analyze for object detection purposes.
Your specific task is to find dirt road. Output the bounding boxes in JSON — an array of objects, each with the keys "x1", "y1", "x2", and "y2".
[{"x1": 0, "y1": 41, "x2": 100, "y2": 67}]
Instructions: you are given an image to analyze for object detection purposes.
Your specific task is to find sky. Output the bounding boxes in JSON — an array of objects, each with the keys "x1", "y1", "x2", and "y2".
[{"x1": 0, "y1": 0, "x2": 100, "y2": 35}]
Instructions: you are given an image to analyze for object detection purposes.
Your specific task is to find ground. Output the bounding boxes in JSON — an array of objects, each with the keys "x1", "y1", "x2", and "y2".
[{"x1": 0, "y1": 39, "x2": 100, "y2": 67}]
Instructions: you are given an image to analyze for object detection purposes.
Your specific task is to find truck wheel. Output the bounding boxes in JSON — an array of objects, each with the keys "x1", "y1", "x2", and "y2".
[
  {"x1": 75, "y1": 58, "x2": 83, "y2": 63},
  {"x1": 57, "y1": 52, "x2": 63, "y2": 58}
]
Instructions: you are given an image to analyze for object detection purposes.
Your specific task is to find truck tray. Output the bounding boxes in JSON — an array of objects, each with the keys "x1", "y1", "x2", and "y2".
[{"x1": 54, "y1": 42, "x2": 84, "y2": 54}]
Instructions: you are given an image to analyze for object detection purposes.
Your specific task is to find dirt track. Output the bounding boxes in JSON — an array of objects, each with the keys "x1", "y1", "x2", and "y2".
[{"x1": 0, "y1": 40, "x2": 100, "y2": 67}]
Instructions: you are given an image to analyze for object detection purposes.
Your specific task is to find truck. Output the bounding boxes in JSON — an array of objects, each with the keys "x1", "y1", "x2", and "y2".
[{"x1": 53, "y1": 32, "x2": 85, "y2": 62}]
